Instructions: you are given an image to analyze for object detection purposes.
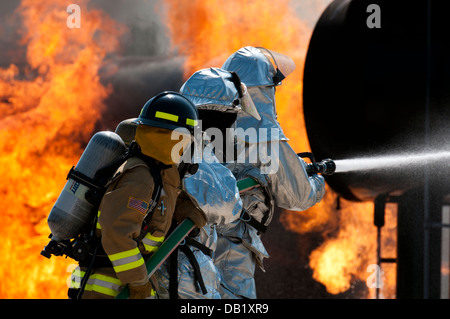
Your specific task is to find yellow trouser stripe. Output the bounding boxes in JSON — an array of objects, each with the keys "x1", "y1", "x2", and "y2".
[
  {"x1": 70, "y1": 268, "x2": 123, "y2": 297},
  {"x1": 71, "y1": 268, "x2": 157, "y2": 298},
  {"x1": 155, "y1": 111, "x2": 179, "y2": 123}
]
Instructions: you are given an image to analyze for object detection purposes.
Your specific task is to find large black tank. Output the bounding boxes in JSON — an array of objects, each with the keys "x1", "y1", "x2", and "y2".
[
  {"x1": 303, "y1": 0, "x2": 450, "y2": 299},
  {"x1": 303, "y1": 0, "x2": 450, "y2": 202}
]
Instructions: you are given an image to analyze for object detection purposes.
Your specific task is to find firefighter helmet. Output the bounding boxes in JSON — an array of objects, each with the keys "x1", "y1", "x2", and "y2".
[{"x1": 134, "y1": 91, "x2": 199, "y2": 133}]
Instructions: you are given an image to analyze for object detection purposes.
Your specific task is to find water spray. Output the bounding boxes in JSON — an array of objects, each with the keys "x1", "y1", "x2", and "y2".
[
  {"x1": 299, "y1": 150, "x2": 450, "y2": 177},
  {"x1": 333, "y1": 151, "x2": 450, "y2": 174}
]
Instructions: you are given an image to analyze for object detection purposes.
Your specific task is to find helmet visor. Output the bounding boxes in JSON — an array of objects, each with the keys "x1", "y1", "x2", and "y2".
[
  {"x1": 257, "y1": 47, "x2": 296, "y2": 83},
  {"x1": 239, "y1": 82, "x2": 261, "y2": 121}
]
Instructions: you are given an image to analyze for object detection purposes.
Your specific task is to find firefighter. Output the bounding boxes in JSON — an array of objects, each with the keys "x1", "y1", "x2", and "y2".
[
  {"x1": 153, "y1": 67, "x2": 257, "y2": 299},
  {"x1": 68, "y1": 91, "x2": 202, "y2": 299},
  {"x1": 210, "y1": 46, "x2": 326, "y2": 299}
]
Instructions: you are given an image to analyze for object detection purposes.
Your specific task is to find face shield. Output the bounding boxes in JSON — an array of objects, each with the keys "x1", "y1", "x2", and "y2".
[
  {"x1": 256, "y1": 47, "x2": 296, "y2": 86},
  {"x1": 135, "y1": 125, "x2": 192, "y2": 165},
  {"x1": 221, "y1": 46, "x2": 296, "y2": 143}
]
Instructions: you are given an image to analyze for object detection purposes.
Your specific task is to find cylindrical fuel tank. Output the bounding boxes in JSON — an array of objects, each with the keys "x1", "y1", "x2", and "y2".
[
  {"x1": 303, "y1": 0, "x2": 450, "y2": 201},
  {"x1": 47, "y1": 131, "x2": 126, "y2": 241}
]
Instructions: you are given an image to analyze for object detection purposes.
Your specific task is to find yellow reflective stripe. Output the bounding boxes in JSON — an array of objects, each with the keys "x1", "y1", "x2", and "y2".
[
  {"x1": 142, "y1": 233, "x2": 165, "y2": 252},
  {"x1": 186, "y1": 118, "x2": 197, "y2": 126},
  {"x1": 108, "y1": 247, "x2": 140, "y2": 262},
  {"x1": 145, "y1": 233, "x2": 164, "y2": 243},
  {"x1": 96, "y1": 210, "x2": 101, "y2": 230},
  {"x1": 142, "y1": 234, "x2": 164, "y2": 252},
  {"x1": 70, "y1": 279, "x2": 81, "y2": 289},
  {"x1": 70, "y1": 267, "x2": 155, "y2": 298},
  {"x1": 91, "y1": 273, "x2": 122, "y2": 286},
  {"x1": 70, "y1": 268, "x2": 84, "y2": 288},
  {"x1": 109, "y1": 247, "x2": 145, "y2": 273},
  {"x1": 70, "y1": 268, "x2": 123, "y2": 297},
  {"x1": 145, "y1": 246, "x2": 158, "y2": 253},
  {"x1": 85, "y1": 285, "x2": 114, "y2": 297},
  {"x1": 114, "y1": 258, "x2": 145, "y2": 273},
  {"x1": 155, "y1": 111, "x2": 179, "y2": 123}
]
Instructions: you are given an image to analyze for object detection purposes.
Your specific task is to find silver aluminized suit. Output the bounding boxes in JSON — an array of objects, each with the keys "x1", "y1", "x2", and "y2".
[
  {"x1": 154, "y1": 67, "x2": 256, "y2": 298},
  {"x1": 215, "y1": 46, "x2": 326, "y2": 299},
  {"x1": 153, "y1": 155, "x2": 242, "y2": 299}
]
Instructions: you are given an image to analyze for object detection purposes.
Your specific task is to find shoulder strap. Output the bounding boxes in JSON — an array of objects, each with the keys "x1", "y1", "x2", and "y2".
[{"x1": 141, "y1": 162, "x2": 163, "y2": 227}]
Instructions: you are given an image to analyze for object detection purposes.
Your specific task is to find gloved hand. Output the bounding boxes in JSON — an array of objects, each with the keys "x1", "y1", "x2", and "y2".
[
  {"x1": 310, "y1": 174, "x2": 326, "y2": 203},
  {"x1": 174, "y1": 195, "x2": 207, "y2": 229},
  {"x1": 129, "y1": 280, "x2": 155, "y2": 299}
]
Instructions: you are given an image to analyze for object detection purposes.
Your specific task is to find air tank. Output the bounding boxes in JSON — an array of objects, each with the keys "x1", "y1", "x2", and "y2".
[
  {"x1": 115, "y1": 118, "x2": 138, "y2": 147},
  {"x1": 47, "y1": 131, "x2": 126, "y2": 241}
]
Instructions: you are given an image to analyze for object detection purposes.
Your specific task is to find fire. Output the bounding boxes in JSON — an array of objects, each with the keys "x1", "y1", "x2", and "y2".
[
  {"x1": 0, "y1": 0, "x2": 124, "y2": 298},
  {"x1": 164, "y1": 0, "x2": 397, "y2": 298},
  {"x1": 282, "y1": 193, "x2": 397, "y2": 298},
  {"x1": 0, "y1": 0, "x2": 397, "y2": 299}
]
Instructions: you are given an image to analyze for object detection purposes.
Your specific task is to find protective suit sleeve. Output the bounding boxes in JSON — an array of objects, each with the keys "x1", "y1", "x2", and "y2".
[
  {"x1": 266, "y1": 141, "x2": 325, "y2": 211},
  {"x1": 173, "y1": 192, "x2": 207, "y2": 228},
  {"x1": 99, "y1": 163, "x2": 154, "y2": 286},
  {"x1": 182, "y1": 161, "x2": 242, "y2": 225}
]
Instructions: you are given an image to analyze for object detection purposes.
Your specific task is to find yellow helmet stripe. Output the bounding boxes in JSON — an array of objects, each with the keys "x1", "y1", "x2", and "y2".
[
  {"x1": 155, "y1": 111, "x2": 179, "y2": 123},
  {"x1": 186, "y1": 118, "x2": 198, "y2": 126}
]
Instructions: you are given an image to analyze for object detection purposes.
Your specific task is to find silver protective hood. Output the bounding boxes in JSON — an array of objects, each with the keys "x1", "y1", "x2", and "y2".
[
  {"x1": 221, "y1": 46, "x2": 296, "y2": 142},
  {"x1": 180, "y1": 67, "x2": 260, "y2": 120}
]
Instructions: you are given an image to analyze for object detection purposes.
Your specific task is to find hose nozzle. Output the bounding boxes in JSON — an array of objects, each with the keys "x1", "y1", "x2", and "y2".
[{"x1": 297, "y1": 152, "x2": 336, "y2": 176}]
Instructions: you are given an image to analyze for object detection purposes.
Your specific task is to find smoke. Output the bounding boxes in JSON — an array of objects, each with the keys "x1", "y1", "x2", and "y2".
[
  {"x1": 0, "y1": 0, "x2": 26, "y2": 67},
  {"x1": 88, "y1": 0, "x2": 171, "y2": 57},
  {"x1": 291, "y1": 0, "x2": 333, "y2": 29},
  {"x1": 97, "y1": 55, "x2": 185, "y2": 131},
  {"x1": 0, "y1": 0, "x2": 171, "y2": 61},
  {"x1": 87, "y1": 0, "x2": 186, "y2": 131}
]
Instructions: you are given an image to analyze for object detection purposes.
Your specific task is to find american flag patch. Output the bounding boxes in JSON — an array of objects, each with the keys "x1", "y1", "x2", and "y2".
[{"x1": 127, "y1": 197, "x2": 149, "y2": 215}]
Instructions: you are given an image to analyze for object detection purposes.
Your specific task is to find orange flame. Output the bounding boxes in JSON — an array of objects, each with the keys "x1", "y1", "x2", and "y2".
[
  {"x1": 0, "y1": 0, "x2": 124, "y2": 298},
  {"x1": 0, "y1": 0, "x2": 398, "y2": 299},
  {"x1": 164, "y1": 0, "x2": 397, "y2": 298}
]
